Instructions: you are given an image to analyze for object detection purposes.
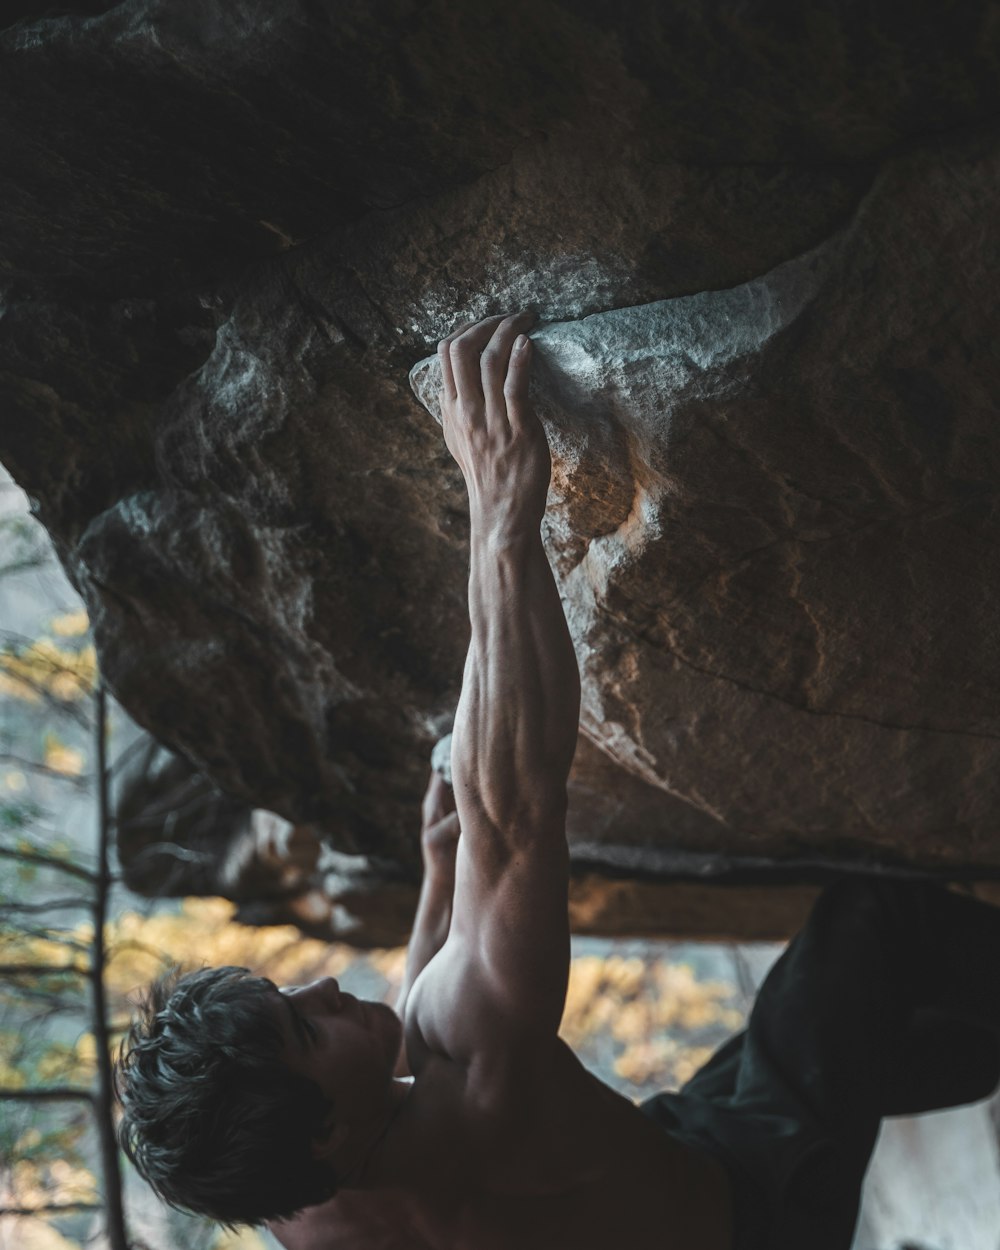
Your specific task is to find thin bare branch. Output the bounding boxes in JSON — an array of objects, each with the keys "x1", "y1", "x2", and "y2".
[
  {"x1": 0, "y1": 989, "x2": 87, "y2": 1017},
  {"x1": 0, "y1": 542, "x2": 51, "y2": 575},
  {"x1": 91, "y1": 684, "x2": 129, "y2": 1250},
  {"x1": 0, "y1": 629, "x2": 91, "y2": 673},
  {"x1": 0, "y1": 963, "x2": 87, "y2": 978},
  {"x1": 1, "y1": 924, "x2": 91, "y2": 953},
  {"x1": 0, "y1": 1087, "x2": 94, "y2": 1102},
  {"x1": 0, "y1": 846, "x2": 99, "y2": 883},
  {"x1": 0, "y1": 752, "x2": 89, "y2": 788},
  {"x1": 0, "y1": 1202, "x2": 101, "y2": 1216},
  {"x1": 2, "y1": 898, "x2": 94, "y2": 916},
  {"x1": 105, "y1": 937, "x2": 171, "y2": 964},
  {"x1": 108, "y1": 733, "x2": 155, "y2": 778},
  {"x1": 0, "y1": 664, "x2": 92, "y2": 727}
]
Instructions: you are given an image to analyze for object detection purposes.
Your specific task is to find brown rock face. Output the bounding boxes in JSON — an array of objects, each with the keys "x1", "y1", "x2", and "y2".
[{"x1": 3, "y1": 2, "x2": 1000, "y2": 939}]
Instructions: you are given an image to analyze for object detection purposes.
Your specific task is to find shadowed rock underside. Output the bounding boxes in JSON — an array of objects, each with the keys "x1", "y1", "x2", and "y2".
[{"x1": 3, "y1": 1, "x2": 1000, "y2": 939}]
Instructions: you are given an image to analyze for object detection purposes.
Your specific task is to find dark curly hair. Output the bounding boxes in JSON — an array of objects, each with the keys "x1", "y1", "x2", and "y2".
[{"x1": 114, "y1": 965, "x2": 337, "y2": 1226}]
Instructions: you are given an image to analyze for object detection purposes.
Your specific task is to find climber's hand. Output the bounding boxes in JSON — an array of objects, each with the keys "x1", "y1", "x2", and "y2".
[
  {"x1": 421, "y1": 768, "x2": 455, "y2": 830},
  {"x1": 419, "y1": 769, "x2": 459, "y2": 869},
  {"x1": 438, "y1": 312, "x2": 550, "y2": 541}
]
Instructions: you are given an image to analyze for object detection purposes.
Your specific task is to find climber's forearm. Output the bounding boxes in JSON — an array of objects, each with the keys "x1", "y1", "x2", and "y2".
[
  {"x1": 453, "y1": 528, "x2": 579, "y2": 839},
  {"x1": 395, "y1": 811, "x2": 460, "y2": 1020}
]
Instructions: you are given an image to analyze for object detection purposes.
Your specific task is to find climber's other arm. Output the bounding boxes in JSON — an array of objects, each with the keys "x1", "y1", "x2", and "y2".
[{"x1": 395, "y1": 770, "x2": 460, "y2": 1027}]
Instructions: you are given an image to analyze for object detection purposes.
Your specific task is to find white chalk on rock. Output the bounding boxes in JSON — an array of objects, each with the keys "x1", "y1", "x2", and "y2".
[{"x1": 431, "y1": 732, "x2": 453, "y2": 785}]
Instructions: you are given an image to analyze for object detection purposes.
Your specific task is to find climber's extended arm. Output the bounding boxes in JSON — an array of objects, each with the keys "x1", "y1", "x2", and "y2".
[{"x1": 407, "y1": 312, "x2": 581, "y2": 1106}]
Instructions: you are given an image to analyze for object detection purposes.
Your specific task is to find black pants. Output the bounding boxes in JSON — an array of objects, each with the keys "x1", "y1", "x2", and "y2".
[{"x1": 640, "y1": 878, "x2": 1000, "y2": 1250}]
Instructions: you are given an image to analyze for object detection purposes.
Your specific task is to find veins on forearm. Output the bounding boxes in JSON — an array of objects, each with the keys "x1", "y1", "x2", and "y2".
[{"x1": 457, "y1": 531, "x2": 580, "y2": 828}]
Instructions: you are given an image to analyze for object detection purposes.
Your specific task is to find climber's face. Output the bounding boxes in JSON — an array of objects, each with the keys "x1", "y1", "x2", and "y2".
[{"x1": 271, "y1": 977, "x2": 404, "y2": 1144}]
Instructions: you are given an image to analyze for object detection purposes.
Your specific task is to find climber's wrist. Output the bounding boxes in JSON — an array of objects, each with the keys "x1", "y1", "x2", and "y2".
[{"x1": 468, "y1": 510, "x2": 542, "y2": 552}]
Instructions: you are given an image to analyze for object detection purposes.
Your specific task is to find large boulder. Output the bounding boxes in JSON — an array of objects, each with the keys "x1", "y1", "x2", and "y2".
[{"x1": 3, "y1": 1, "x2": 1000, "y2": 939}]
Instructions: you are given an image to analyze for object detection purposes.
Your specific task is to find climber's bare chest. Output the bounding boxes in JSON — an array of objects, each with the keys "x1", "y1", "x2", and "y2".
[{"x1": 380, "y1": 1044, "x2": 733, "y2": 1250}]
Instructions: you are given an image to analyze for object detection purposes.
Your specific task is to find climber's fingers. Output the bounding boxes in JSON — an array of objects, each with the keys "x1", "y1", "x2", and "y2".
[
  {"x1": 480, "y1": 312, "x2": 535, "y2": 429},
  {"x1": 438, "y1": 342, "x2": 457, "y2": 405},
  {"x1": 446, "y1": 315, "x2": 508, "y2": 414},
  {"x1": 437, "y1": 317, "x2": 478, "y2": 405},
  {"x1": 503, "y1": 331, "x2": 534, "y2": 435}
]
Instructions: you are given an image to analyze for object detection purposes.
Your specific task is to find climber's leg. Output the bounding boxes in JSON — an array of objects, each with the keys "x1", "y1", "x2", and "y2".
[
  {"x1": 744, "y1": 877, "x2": 1000, "y2": 1134},
  {"x1": 642, "y1": 879, "x2": 1000, "y2": 1250},
  {"x1": 879, "y1": 1011, "x2": 1000, "y2": 1116}
]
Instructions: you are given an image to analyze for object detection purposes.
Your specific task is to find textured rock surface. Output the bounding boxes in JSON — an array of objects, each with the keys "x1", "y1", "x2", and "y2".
[
  {"x1": 3, "y1": 1, "x2": 1000, "y2": 939},
  {"x1": 412, "y1": 158, "x2": 1000, "y2": 863}
]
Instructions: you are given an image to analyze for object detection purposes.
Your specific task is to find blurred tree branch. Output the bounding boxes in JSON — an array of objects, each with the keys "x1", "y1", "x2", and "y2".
[
  {"x1": 0, "y1": 1087, "x2": 95, "y2": 1103},
  {"x1": 0, "y1": 1202, "x2": 101, "y2": 1215},
  {"x1": 3, "y1": 899, "x2": 94, "y2": 916},
  {"x1": 90, "y1": 683, "x2": 129, "y2": 1250},
  {"x1": 5, "y1": 924, "x2": 91, "y2": 953},
  {"x1": 0, "y1": 752, "x2": 89, "y2": 787},
  {"x1": 0, "y1": 683, "x2": 131, "y2": 1248},
  {"x1": 0, "y1": 964, "x2": 87, "y2": 978},
  {"x1": 0, "y1": 846, "x2": 99, "y2": 883}
]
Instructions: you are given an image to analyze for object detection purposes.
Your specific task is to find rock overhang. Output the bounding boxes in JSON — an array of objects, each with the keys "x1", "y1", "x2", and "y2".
[{"x1": 2, "y1": 1, "x2": 1000, "y2": 939}]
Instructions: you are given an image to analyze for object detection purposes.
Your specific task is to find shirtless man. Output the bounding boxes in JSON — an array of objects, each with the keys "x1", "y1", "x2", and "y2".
[{"x1": 116, "y1": 313, "x2": 1000, "y2": 1250}]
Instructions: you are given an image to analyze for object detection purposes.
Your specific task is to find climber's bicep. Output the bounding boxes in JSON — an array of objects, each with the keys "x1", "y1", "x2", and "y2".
[{"x1": 409, "y1": 809, "x2": 570, "y2": 1100}]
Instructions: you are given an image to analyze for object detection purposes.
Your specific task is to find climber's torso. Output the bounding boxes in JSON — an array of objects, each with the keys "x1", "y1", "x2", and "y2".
[
  {"x1": 272, "y1": 1038, "x2": 732, "y2": 1250},
  {"x1": 407, "y1": 1041, "x2": 733, "y2": 1250}
]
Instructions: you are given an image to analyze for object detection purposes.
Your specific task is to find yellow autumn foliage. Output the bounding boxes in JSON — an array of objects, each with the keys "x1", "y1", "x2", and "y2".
[
  {"x1": 0, "y1": 640, "x2": 97, "y2": 703},
  {"x1": 211, "y1": 1226, "x2": 272, "y2": 1250},
  {"x1": 35, "y1": 1039, "x2": 94, "y2": 1086},
  {"x1": 0, "y1": 1031, "x2": 27, "y2": 1088},
  {"x1": 7, "y1": 892, "x2": 748, "y2": 1101},
  {"x1": 49, "y1": 611, "x2": 90, "y2": 639},
  {"x1": 42, "y1": 736, "x2": 85, "y2": 777},
  {"x1": 12, "y1": 1156, "x2": 97, "y2": 1205},
  {"x1": 0, "y1": 928, "x2": 87, "y2": 974},
  {"x1": 560, "y1": 948, "x2": 747, "y2": 1093},
  {"x1": 102, "y1": 898, "x2": 362, "y2": 1003}
]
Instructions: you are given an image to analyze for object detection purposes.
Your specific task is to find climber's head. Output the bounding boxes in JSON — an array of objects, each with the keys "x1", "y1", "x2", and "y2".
[{"x1": 115, "y1": 967, "x2": 403, "y2": 1226}]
